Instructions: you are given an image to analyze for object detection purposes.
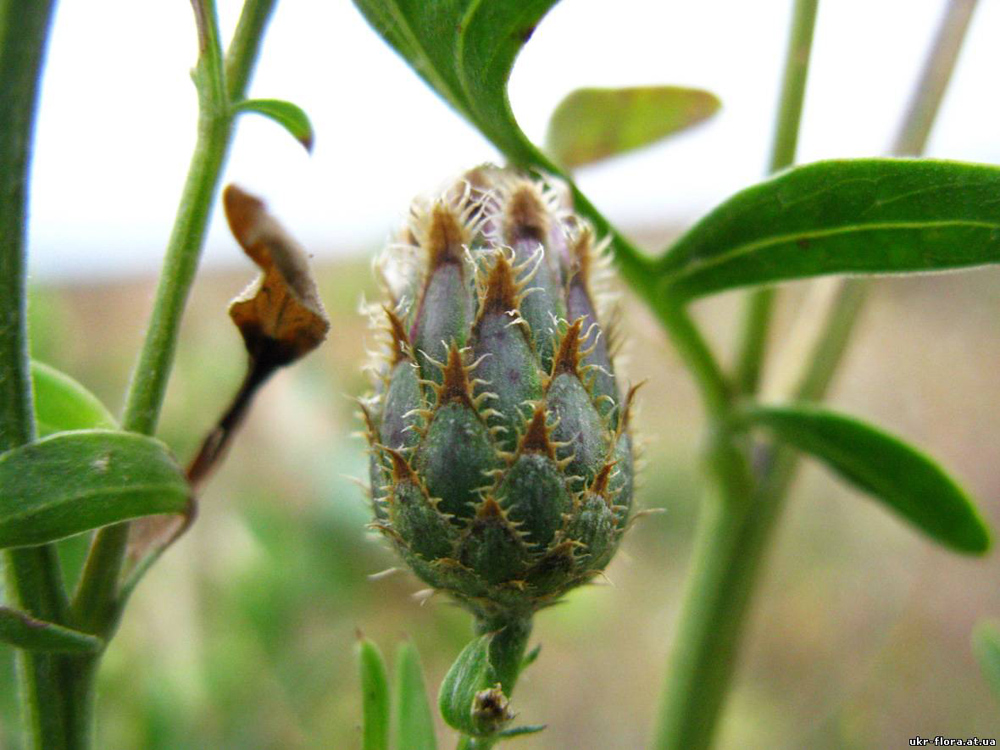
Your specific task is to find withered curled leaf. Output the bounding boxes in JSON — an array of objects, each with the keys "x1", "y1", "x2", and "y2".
[
  {"x1": 121, "y1": 186, "x2": 330, "y2": 598},
  {"x1": 224, "y1": 184, "x2": 329, "y2": 366}
]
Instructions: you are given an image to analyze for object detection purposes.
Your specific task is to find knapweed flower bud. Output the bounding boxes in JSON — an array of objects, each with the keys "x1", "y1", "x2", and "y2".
[{"x1": 362, "y1": 166, "x2": 636, "y2": 621}]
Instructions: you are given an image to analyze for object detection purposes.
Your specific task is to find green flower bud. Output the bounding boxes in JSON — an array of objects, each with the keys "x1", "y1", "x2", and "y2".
[{"x1": 362, "y1": 167, "x2": 636, "y2": 621}]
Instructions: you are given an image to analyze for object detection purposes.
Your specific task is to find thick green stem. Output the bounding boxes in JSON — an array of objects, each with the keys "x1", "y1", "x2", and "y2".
[
  {"x1": 652, "y1": 485, "x2": 783, "y2": 750},
  {"x1": 476, "y1": 615, "x2": 532, "y2": 697},
  {"x1": 652, "y1": 1, "x2": 975, "y2": 747},
  {"x1": 733, "y1": 0, "x2": 820, "y2": 396},
  {"x1": 0, "y1": 2, "x2": 85, "y2": 747},
  {"x1": 453, "y1": 616, "x2": 532, "y2": 750}
]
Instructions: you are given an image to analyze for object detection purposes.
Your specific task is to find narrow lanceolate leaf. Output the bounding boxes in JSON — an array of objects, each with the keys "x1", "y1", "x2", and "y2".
[
  {"x1": 234, "y1": 98, "x2": 315, "y2": 152},
  {"x1": 351, "y1": 0, "x2": 560, "y2": 167},
  {"x1": 394, "y1": 641, "x2": 437, "y2": 750},
  {"x1": 0, "y1": 606, "x2": 103, "y2": 653},
  {"x1": 358, "y1": 637, "x2": 390, "y2": 750},
  {"x1": 972, "y1": 620, "x2": 1000, "y2": 701},
  {"x1": 546, "y1": 86, "x2": 721, "y2": 169},
  {"x1": 657, "y1": 159, "x2": 1000, "y2": 299},
  {"x1": 498, "y1": 724, "x2": 547, "y2": 738},
  {"x1": 739, "y1": 405, "x2": 991, "y2": 554},
  {"x1": 0, "y1": 429, "x2": 190, "y2": 548},
  {"x1": 31, "y1": 360, "x2": 117, "y2": 438}
]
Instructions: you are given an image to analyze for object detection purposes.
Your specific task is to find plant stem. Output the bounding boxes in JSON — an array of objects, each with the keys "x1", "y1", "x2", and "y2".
[
  {"x1": 653, "y1": 2, "x2": 821, "y2": 748},
  {"x1": 653, "y1": 1, "x2": 976, "y2": 747},
  {"x1": 0, "y1": 2, "x2": 84, "y2": 748},
  {"x1": 733, "y1": 0, "x2": 820, "y2": 396},
  {"x1": 72, "y1": 0, "x2": 279, "y2": 637},
  {"x1": 652, "y1": 484, "x2": 782, "y2": 750},
  {"x1": 61, "y1": 1, "x2": 278, "y2": 746},
  {"x1": 892, "y1": 0, "x2": 978, "y2": 157},
  {"x1": 451, "y1": 616, "x2": 532, "y2": 750}
]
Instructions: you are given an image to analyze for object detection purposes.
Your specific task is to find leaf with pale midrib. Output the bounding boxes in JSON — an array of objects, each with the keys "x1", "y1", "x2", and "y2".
[
  {"x1": 656, "y1": 159, "x2": 1000, "y2": 298},
  {"x1": 0, "y1": 429, "x2": 190, "y2": 549}
]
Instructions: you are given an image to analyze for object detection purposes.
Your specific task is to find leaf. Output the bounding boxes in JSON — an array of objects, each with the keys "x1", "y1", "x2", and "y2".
[
  {"x1": 0, "y1": 606, "x2": 103, "y2": 653},
  {"x1": 224, "y1": 184, "x2": 330, "y2": 367},
  {"x1": 438, "y1": 633, "x2": 512, "y2": 738},
  {"x1": 0, "y1": 429, "x2": 191, "y2": 548},
  {"x1": 31, "y1": 360, "x2": 118, "y2": 438},
  {"x1": 545, "y1": 86, "x2": 720, "y2": 169},
  {"x1": 739, "y1": 405, "x2": 991, "y2": 554},
  {"x1": 358, "y1": 636, "x2": 390, "y2": 750},
  {"x1": 234, "y1": 98, "x2": 315, "y2": 152},
  {"x1": 656, "y1": 158, "x2": 1000, "y2": 299},
  {"x1": 351, "y1": 0, "x2": 560, "y2": 167},
  {"x1": 973, "y1": 619, "x2": 1000, "y2": 702},
  {"x1": 394, "y1": 641, "x2": 437, "y2": 750},
  {"x1": 521, "y1": 643, "x2": 541, "y2": 670},
  {"x1": 498, "y1": 724, "x2": 547, "y2": 739}
]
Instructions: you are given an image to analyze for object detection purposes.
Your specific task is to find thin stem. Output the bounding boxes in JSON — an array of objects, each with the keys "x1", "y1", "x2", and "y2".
[
  {"x1": 72, "y1": 0, "x2": 279, "y2": 637},
  {"x1": 892, "y1": 0, "x2": 978, "y2": 157},
  {"x1": 225, "y1": 0, "x2": 277, "y2": 102},
  {"x1": 0, "y1": 1, "x2": 82, "y2": 748},
  {"x1": 733, "y1": 0, "x2": 820, "y2": 396}
]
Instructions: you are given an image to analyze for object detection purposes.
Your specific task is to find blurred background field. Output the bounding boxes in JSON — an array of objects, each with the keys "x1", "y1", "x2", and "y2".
[{"x1": 1, "y1": 237, "x2": 998, "y2": 748}]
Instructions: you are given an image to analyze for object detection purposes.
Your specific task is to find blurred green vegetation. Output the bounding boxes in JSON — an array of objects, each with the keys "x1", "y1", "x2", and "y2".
[{"x1": 2, "y1": 254, "x2": 999, "y2": 748}]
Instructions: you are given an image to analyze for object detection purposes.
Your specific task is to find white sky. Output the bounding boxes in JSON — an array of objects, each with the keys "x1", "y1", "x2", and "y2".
[{"x1": 25, "y1": 0, "x2": 1000, "y2": 280}]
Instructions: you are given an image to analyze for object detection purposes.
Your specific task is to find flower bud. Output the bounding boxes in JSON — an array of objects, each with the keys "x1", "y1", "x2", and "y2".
[{"x1": 362, "y1": 167, "x2": 635, "y2": 620}]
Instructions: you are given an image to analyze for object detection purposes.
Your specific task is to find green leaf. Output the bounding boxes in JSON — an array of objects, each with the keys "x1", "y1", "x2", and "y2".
[
  {"x1": 739, "y1": 405, "x2": 991, "y2": 554},
  {"x1": 521, "y1": 643, "x2": 541, "y2": 670},
  {"x1": 657, "y1": 159, "x2": 1000, "y2": 299},
  {"x1": 352, "y1": 0, "x2": 560, "y2": 167},
  {"x1": 0, "y1": 606, "x2": 103, "y2": 653},
  {"x1": 394, "y1": 641, "x2": 437, "y2": 750},
  {"x1": 358, "y1": 636, "x2": 390, "y2": 750},
  {"x1": 234, "y1": 98, "x2": 315, "y2": 152},
  {"x1": 0, "y1": 429, "x2": 190, "y2": 548},
  {"x1": 438, "y1": 633, "x2": 503, "y2": 738},
  {"x1": 973, "y1": 619, "x2": 1000, "y2": 702},
  {"x1": 498, "y1": 724, "x2": 547, "y2": 739},
  {"x1": 31, "y1": 360, "x2": 117, "y2": 438},
  {"x1": 545, "y1": 86, "x2": 720, "y2": 169}
]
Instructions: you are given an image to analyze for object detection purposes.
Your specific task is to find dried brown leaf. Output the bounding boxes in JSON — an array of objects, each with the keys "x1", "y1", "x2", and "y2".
[{"x1": 224, "y1": 184, "x2": 330, "y2": 365}]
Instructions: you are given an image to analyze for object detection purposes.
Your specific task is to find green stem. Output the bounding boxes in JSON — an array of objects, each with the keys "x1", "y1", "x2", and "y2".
[
  {"x1": 60, "y1": 0, "x2": 278, "y2": 745},
  {"x1": 0, "y1": 2, "x2": 85, "y2": 748},
  {"x1": 652, "y1": 484, "x2": 783, "y2": 750},
  {"x1": 652, "y1": 8, "x2": 820, "y2": 743},
  {"x1": 733, "y1": 0, "x2": 820, "y2": 396},
  {"x1": 653, "y1": 1, "x2": 975, "y2": 747},
  {"x1": 72, "y1": 0, "x2": 279, "y2": 636},
  {"x1": 453, "y1": 616, "x2": 532, "y2": 750},
  {"x1": 476, "y1": 615, "x2": 531, "y2": 697}
]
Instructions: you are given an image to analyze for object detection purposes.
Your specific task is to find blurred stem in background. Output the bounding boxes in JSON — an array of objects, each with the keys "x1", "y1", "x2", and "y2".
[{"x1": 652, "y1": 1, "x2": 979, "y2": 748}]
